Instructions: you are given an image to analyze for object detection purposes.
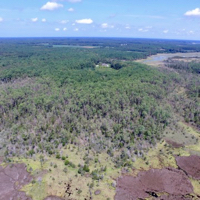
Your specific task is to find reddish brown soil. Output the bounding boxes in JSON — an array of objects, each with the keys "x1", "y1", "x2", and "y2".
[
  {"x1": 44, "y1": 196, "x2": 64, "y2": 200},
  {"x1": 0, "y1": 163, "x2": 32, "y2": 200},
  {"x1": 176, "y1": 155, "x2": 200, "y2": 180},
  {"x1": 115, "y1": 168, "x2": 193, "y2": 200},
  {"x1": 165, "y1": 139, "x2": 183, "y2": 148}
]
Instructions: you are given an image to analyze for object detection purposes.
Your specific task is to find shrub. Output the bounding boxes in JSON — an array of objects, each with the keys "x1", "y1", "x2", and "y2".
[{"x1": 83, "y1": 165, "x2": 90, "y2": 172}]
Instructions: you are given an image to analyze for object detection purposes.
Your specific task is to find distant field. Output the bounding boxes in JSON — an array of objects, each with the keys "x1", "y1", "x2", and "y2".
[
  {"x1": 136, "y1": 52, "x2": 200, "y2": 66},
  {"x1": 52, "y1": 45, "x2": 99, "y2": 48}
]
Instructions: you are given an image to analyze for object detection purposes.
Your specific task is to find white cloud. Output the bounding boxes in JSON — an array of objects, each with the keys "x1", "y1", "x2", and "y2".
[
  {"x1": 0, "y1": 17, "x2": 3, "y2": 22},
  {"x1": 72, "y1": 23, "x2": 75, "y2": 26},
  {"x1": 185, "y1": 8, "x2": 200, "y2": 16},
  {"x1": 63, "y1": 27, "x2": 67, "y2": 31},
  {"x1": 189, "y1": 30, "x2": 194, "y2": 34},
  {"x1": 74, "y1": 28, "x2": 79, "y2": 31},
  {"x1": 68, "y1": 8, "x2": 74, "y2": 12},
  {"x1": 100, "y1": 23, "x2": 115, "y2": 29},
  {"x1": 60, "y1": 20, "x2": 69, "y2": 24},
  {"x1": 41, "y1": 2, "x2": 63, "y2": 11},
  {"x1": 163, "y1": 30, "x2": 169, "y2": 34},
  {"x1": 55, "y1": 28, "x2": 60, "y2": 31},
  {"x1": 138, "y1": 28, "x2": 148, "y2": 32},
  {"x1": 31, "y1": 18, "x2": 38, "y2": 22},
  {"x1": 42, "y1": 18, "x2": 46, "y2": 22},
  {"x1": 125, "y1": 26, "x2": 131, "y2": 29},
  {"x1": 76, "y1": 18, "x2": 93, "y2": 24},
  {"x1": 101, "y1": 23, "x2": 108, "y2": 28}
]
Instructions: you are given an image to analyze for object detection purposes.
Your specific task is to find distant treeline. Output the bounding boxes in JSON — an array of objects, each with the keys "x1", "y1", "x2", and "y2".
[{"x1": 1, "y1": 38, "x2": 200, "y2": 83}]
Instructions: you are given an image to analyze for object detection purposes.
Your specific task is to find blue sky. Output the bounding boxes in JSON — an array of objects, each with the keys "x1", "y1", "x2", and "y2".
[{"x1": 0, "y1": 0, "x2": 200, "y2": 39}]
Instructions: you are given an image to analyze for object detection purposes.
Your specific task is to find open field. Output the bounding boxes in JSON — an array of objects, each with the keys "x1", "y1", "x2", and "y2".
[
  {"x1": 136, "y1": 52, "x2": 200, "y2": 67},
  {"x1": 52, "y1": 45, "x2": 99, "y2": 49},
  {"x1": 1, "y1": 120, "x2": 199, "y2": 200},
  {"x1": 10, "y1": 145, "x2": 120, "y2": 200}
]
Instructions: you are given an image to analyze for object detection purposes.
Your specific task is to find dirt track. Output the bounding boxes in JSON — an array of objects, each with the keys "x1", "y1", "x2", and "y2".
[
  {"x1": 115, "y1": 168, "x2": 193, "y2": 200},
  {"x1": 0, "y1": 163, "x2": 32, "y2": 200}
]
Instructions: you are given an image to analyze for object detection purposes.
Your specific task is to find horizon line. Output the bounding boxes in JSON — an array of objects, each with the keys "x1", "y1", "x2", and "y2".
[{"x1": 0, "y1": 36, "x2": 199, "y2": 42}]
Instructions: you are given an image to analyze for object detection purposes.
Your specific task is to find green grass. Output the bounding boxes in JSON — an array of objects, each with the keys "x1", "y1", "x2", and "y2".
[
  {"x1": 10, "y1": 122, "x2": 200, "y2": 200},
  {"x1": 8, "y1": 122, "x2": 200, "y2": 200},
  {"x1": 14, "y1": 145, "x2": 120, "y2": 200}
]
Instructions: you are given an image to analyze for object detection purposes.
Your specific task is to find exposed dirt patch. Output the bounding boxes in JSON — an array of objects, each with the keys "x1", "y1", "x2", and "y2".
[
  {"x1": 44, "y1": 196, "x2": 64, "y2": 200},
  {"x1": 115, "y1": 168, "x2": 193, "y2": 200},
  {"x1": 165, "y1": 139, "x2": 184, "y2": 148},
  {"x1": 176, "y1": 155, "x2": 200, "y2": 180},
  {"x1": 0, "y1": 163, "x2": 32, "y2": 200},
  {"x1": 94, "y1": 190, "x2": 101, "y2": 195}
]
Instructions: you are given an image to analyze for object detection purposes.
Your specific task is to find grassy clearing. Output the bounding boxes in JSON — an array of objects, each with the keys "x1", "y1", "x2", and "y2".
[
  {"x1": 178, "y1": 122, "x2": 200, "y2": 155},
  {"x1": 13, "y1": 145, "x2": 120, "y2": 200},
  {"x1": 164, "y1": 121, "x2": 199, "y2": 146},
  {"x1": 5, "y1": 137, "x2": 199, "y2": 200},
  {"x1": 179, "y1": 122, "x2": 200, "y2": 139},
  {"x1": 8, "y1": 122, "x2": 200, "y2": 199},
  {"x1": 136, "y1": 52, "x2": 200, "y2": 67},
  {"x1": 186, "y1": 144, "x2": 200, "y2": 155},
  {"x1": 191, "y1": 179, "x2": 200, "y2": 196},
  {"x1": 131, "y1": 141, "x2": 190, "y2": 173},
  {"x1": 22, "y1": 182, "x2": 46, "y2": 200}
]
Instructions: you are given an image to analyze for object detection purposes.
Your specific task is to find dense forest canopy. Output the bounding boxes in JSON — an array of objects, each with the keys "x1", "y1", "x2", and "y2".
[{"x1": 0, "y1": 38, "x2": 199, "y2": 166}]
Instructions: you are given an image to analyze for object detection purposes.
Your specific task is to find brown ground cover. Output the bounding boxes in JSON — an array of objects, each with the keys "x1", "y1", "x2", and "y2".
[
  {"x1": 165, "y1": 139, "x2": 184, "y2": 148},
  {"x1": 0, "y1": 157, "x2": 3, "y2": 164},
  {"x1": 0, "y1": 163, "x2": 32, "y2": 200},
  {"x1": 157, "y1": 195, "x2": 193, "y2": 200},
  {"x1": 115, "y1": 168, "x2": 193, "y2": 200},
  {"x1": 176, "y1": 155, "x2": 200, "y2": 180}
]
